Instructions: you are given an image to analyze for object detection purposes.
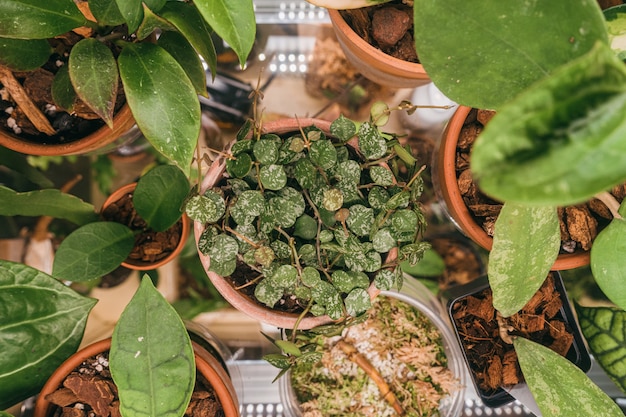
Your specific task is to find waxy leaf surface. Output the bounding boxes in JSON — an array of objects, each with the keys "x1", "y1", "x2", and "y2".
[{"x1": 0, "y1": 0, "x2": 86, "y2": 39}]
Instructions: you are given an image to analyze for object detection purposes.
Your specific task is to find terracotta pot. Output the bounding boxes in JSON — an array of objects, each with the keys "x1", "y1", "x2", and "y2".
[
  {"x1": 193, "y1": 118, "x2": 384, "y2": 329},
  {"x1": 328, "y1": 8, "x2": 430, "y2": 89},
  {"x1": 33, "y1": 337, "x2": 240, "y2": 417},
  {"x1": 102, "y1": 183, "x2": 190, "y2": 271},
  {"x1": 434, "y1": 106, "x2": 590, "y2": 270},
  {"x1": 0, "y1": 104, "x2": 136, "y2": 156}
]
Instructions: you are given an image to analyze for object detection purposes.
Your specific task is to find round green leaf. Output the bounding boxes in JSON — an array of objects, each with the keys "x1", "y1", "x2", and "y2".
[
  {"x1": 390, "y1": 209, "x2": 418, "y2": 234},
  {"x1": 294, "y1": 158, "x2": 317, "y2": 189},
  {"x1": 368, "y1": 186, "x2": 390, "y2": 209},
  {"x1": 301, "y1": 266, "x2": 321, "y2": 286},
  {"x1": 270, "y1": 265, "x2": 298, "y2": 288},
  {"x1": 331, "y1": 270, "x2": 369, "y2": 293},
  {"x1": 372, "y1": 228, "x2": 396, "y2": 253},
  {"x1": 370, "y1": 165, "x2": 393, "y2": 186},
  {"x1": 330, "y1": 114, "x2": 357, "y2": 142},
  {"x1": 374, "y1": 269, "x2": 396, "y2": 291},
  {"x1": 0, "y1": 0, "x2": 87, "y2": 39},
  {"x1": 260, "y1": 164, "x2": 287, "y2": 190},
  {"x1": 278, "y1": 187, "x2": 306, "y2": 217},
  {"x1": 234, "y1": 190, "x2": 264, "y2": 217},
  {"x1": 344, "y1": 288, "x2": 371, "y2": 317},
  {"x1": 335, "y1": 160, "x2": 361, "y2": 183},
  {"x1": 310, "y1": 139, "x2": 338, "y2": 170},
  {"x1": 208, "y1": 234, "x2": 239, "y2": 263},
  {"x1": 226, "y1": 152, "x2": 253, "y2": 178},
  {"x1": 254, "y1": 246, "x2": 275, "y2": 267},
  {"x1": 209, "y1": 258, "x2": 237, "y2": 276},
  {"x1": 346, "y1": 204, "x2": 374, "y2": 236},
  {"x1": 294, "y1": 214, "x2": 318, "y2": 240},
  {"x1": 358, "y1": 122, "x2": 386, "y2": 160},
  {"x1": 322, "y1": 188, "x2": 343, "y2": 212},
  {"x1": 254, "y1": 139, "x2": 279, "y2": 165},
  {"x1": 254, "y1": 278, "x2": 284, "y2": 307},
  {"x1": 186, "y1": 191, "x2": 225, "y2": 224},
  {"x1": 0, "y1": 38, "x2": 51, "y2": 71}
]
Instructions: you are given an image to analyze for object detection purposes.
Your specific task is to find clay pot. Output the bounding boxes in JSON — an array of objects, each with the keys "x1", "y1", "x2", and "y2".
[
  {"x1": 33, "y1": 336, "x2": 240, "y2": 417},
  {"x1": 102, "y1": 183, "x2": 190, "y2": 271},
  {"x1": 434, "y1": 106, "x2": 590, "y2": 270},
  {"x1": 0, "y1": 104, "x2": 136, "y2": 156},
  {"x1": 193, "y1": 118, "x2": 384, "y2": 329},
  {"x1": 328, "y1": 8, "x2": 430, "y2": 89}
]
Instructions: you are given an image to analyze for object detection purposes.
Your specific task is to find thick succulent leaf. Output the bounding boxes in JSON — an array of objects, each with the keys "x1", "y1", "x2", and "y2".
[
  {"x1": 157, "y1": 31, "x2": 207, "y2": 97},
  {"x1": 576, "y1": 304, "x2": 626, "y2": 394},
  {"x1": 0, "y1": 260, "x2": 96, "y2": 409},
  {"x1": 111, "y1": 276, "x2": 195, "y2": 417},
  {"x1": 133, "y1": 165, "x2": 189, "y2": 232},
  {"x1": 605, "y1": 5, "x2": 626, "y2": 61},
  {"x1": 119, "y1": 42, "x2": 200, "y2": 173},
  {"x1": 514, "y1": 337, "x2": 624, "y2": 417},
  {"x1": 51, "y1": 65, "x2": 76, "y2": 112},
  {"x1": 413, "y1": 0, "x2": 608, "y2": 110},
  {"x1": 0, "y1": 37, "x2": 51, "y2": 71},
  {"x1": 52, "y1": 222, "x2": 135, "y2": 282},
  {"x1": 88, "y1": 0, "x2": 125, "y2": 26},
  {"x1": 0, "y1": 186, "x2": 98, "y2": 225},
  {"x1": 0, "y1": 0, "x2": 87, "y2": 39},
  {"x1": 194, "y1": 0, "x2": 256, "y2": 67},
  {"x1": 69, "y1": 38, "x2": 118, "y2": 127},
  {"x1": 489, "y1": 204, "x2": 560, "y2": 317},
  {"x1": 471, "y1": 43, "x2": 626, "y2": 206},
  {"x1": 160, "y1": 1, "x2": 217, "y2": 78}
]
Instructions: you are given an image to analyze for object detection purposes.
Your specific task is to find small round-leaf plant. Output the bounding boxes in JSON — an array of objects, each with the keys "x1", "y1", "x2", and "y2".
[{"x1": 185, "y1": 101, "x2": 430, "y2": 327}]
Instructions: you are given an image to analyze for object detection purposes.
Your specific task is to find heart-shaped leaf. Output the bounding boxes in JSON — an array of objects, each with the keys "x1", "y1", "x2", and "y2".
[
  {"x1": 576, "y1": 304, "x2": 626, "y2": 394},
  {"x1": 471, "y1": 43, "x2": 626, "y2": 206},
  {"x1": 0, "y1": 0, "x2": 87, "y2": 39},
  {"x1": 0, "y1": 260, "x2": 96, "y2": 409},
  {"x1": 119, "y1": 42, "x2": 200, "y2": 173},
  {"x1": 413, "y1": 0, "x2": 608, "y2": 110},
  {"x1": 69, "y1": 38, "x2": 118, "y2": 127},
  {"x1": 489, "y1": 203, "x2": 560, "y2": 317},
  {"x1": 52, "y1": 222, "x2": 135, "y2": 282},
  {"x1": 0, "y1": 37, "x2": 51, "y2": 71},
  {"x1": 514, "y1": 336, "x2": 624, "y2": 417},
  {"x1": 111, "y1": 276, "x2": 195, "y2": 417}
]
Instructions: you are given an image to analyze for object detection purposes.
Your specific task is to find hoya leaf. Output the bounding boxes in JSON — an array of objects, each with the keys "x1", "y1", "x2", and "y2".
[
  {"x1": 294, "y1": 214, "x2": 317, "y2": 240},
  {"x1": 254, "y1": 139, "x2": 280, "y2": 165},
  {"x1": 344, "y1": 287, "x2": 371, "y2": 317},
  {"x1": 271, "y1": 265, "x2": 298, "y2": 288},
  {"x1": 185, "y1": 191, "x2": 225, "y2": 224},
  {"x1": 335, "y1": 160, "x2": 361, "y2": 183},
  {"x1": 514, "y1": 337, "x2": 623, "y2": 417},
  {"x1": 372, "y1": 228, "x2": 396, "y2": 253},
  {"x1": 0, "y1": 37, "x2": 51, "y2": 71},
  {"x1": 69, "y1": 38, "x2": 118, "y2": 127},
  {"x1": 576, "y1": 304, "x2": 626, "y2": 394},
  {"x1": 0, "y1": 0, "x2": 87, "y2": 39},
  {"x1": 309, "y1": 139, "x2": 337, "y2": 170},
  {"x1": 346, "y1": 204, "x2": 374, "y2": 237},
  {"x1": 370, "y1": 165, "x2": 393, "y2": 186},
  {"x1": 489, "y1": 204, "x2": 560, "y2": 317},
  {"x1": 114, "y1": 0, "x2": 167, "y2": 34},
  {"x1": 374, "y1": 269, "x2": 395, "y2": 291},
  {"x1": 52, "y1": 222, "x2": 135, "y2": 282},
  {"x1": 207, "y1": 234, "x2": 239, "y2": 263},
  {"x1": 358, "y1": 122, "x2": 386, "y2": 160},
  {"x1": 331, "y1": 270, "x2": 369, "y2": 293},
  {"x1": 111, "y1": 276, "x2": 195, "y2": 417},
  {"x1": 590, "y1": 215, "x2": 626, "y2": 310},
  {"x1": 133, "y1": 165, "x2": 189, "y2": 232},
  {"x1": 226, "y1": 152, "x2": 252, "y2": 178},
  {"x1": 51, "y1": 65, "x2": 76, "y2": 112},
  {"x1": 119, "y1": 43, "x2": 200, "y2": 174},
  {"x1": 0, "y1": 260, "x2": 96, "y2": 410},
  {"x1": 209, "y1": 258, "x2": 236, "y2": 277},
  {"x1": 259, "y1": 164, "x2": 287, "y2": 191},
  {"x1": 330, "y1": 114, "x2": 357, "y2": 142},
  {"x1": 263, "y1": 353, "x2": 291, "y2": 369},
  {"x1": 194, "y1": 0, "x2": 256, "y2": 67},
  {"x1": 89, "y1": 0, "x2": 125, "y2": 26},
  {"x1": 370, "y1": 101, "x2": 389, "y2": 126},
  {"x1": 0, "y1": 186, "x2": 98, "y2": 225},
  {"x1": 254, "y1": 278, "x2": 284, "y2": 307},
  {"x1": 471, "y1": 43, "x2": 626, "y2": 206},
  {"x1": 322, "y1": 188, "x2": 343, "y2": 212},
  {"x1": 413, "y1": 0, "x2": 608, "y2": 109},
  {"x1": 301, "y1": 266, "x2": 321, "y2": 286}
]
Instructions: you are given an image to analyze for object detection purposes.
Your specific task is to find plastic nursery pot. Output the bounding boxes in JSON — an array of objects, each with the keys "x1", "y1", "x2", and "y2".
[
  {"x1": 193, "y1": 118, "x2": 383, "y2": 330},
  {"x1": 33, "y1": 332, "x2": 240, "y2": 417},
  {"x1": 101, "y1": 183, "x2": 190, "y2": 271},
  {"x1": 327, "y1": 8, "x2": 430, "y2": 89},
  {"x1": 0, "y1": 104, "x2": 136, "y2": 156},
  {"x1": 434, "y1": 105, "x2": 591, "y2": 270},
  {"x1": 444, "y1": 272, "x2": 591, "y2": 408},
  {"x1": 279, "y1": 276, "x2": 467, "y2": 417}
]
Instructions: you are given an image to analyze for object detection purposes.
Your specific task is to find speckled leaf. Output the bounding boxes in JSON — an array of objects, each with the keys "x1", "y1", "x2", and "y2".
[
  {"x1": 374, "y1": 269, "x2": 395, "y2": 291},
  {"x1": 471, "y1": 43, "x2": 626, "y2": 206},
  {"x1": 226, "y1": 152, "x2": 252, "y2": 178},
  {"x1": 345, "y1": 288, "x2": 371, "y2": 317},
  {"x1": 576, "y1": 304, "x2": 626, "y2": 394},
  {"x1": 370, "y1": 165, "x2": 393, "y2": 186},
  {"x1": 52, "y1": 222, "x2": 135, "y2": 282},
  {"x1": 254, "y1": 139, "x2": 279, "y2": 165},
  {"x1": 335, "y1": 160, "x2": 361, "y2": 183},
  {"x1": 358, "y1": 122, "x2": 386, "y2": 160},
  {"x1": 0, "y1": 261, "x2": 96, "y2": 410},
  {"x1": 514, "y1": 336, "x2": 623, "y2": 417},
  {"x1": 259, "y1": 164, "x2": 287, "y2": 190},
  {"x1": 368, "y1": 187, "x2": 389, "y2": 209},
  {"x1": 301, "y1": 267, "x2": 321, "y2": 286},
  {"x1": 111, "y1": 276, "x2": 195, "y2": 417},
  {"x1": 346, "y1": 204, "x2": 374, "y2": 237},
  {"x1": 0, "y1": 0, "x2": 87, "y2": 39},
  {"x1": 185, "y1": 191, "x2": 225, "y2": 224},
  {"x1": 254, "y1": 278, "x2": 283, "y2": 307},
  {"x1": 331, "y1": 270, "x2": 369, "y2": 293},
  {"x1": 0, "y1": 38, "x2": 51, "y2": 71},
  {"x1": 372, "y1": 228, "x2": 395, "y2": 253},
  {"x1": 271, "y1": 265, "x2": 298, "y2": 288},
  {"x1": 209, "y1": 258, "x2": 236, "y2": 277},
  {"x1": 119, "y1": 42, "x2": 199, "y2": 173},
  {"x1": 390, "y1": 209, "x2": 418, "y2": 233},
  {"x1": 207, "y1": 234, "x2": 238, "y2": 263},
  {"x1": 294, "y1": 158, "x2": 317, "y2": 188},
  {"x1": 330, "y1": 114, "x2": 357, "y2": 142},
  {"x1": 605, "y1": 5, "x2": 626, "y2": 61},
  {"x1": 310, "y1": 140, "x2": 337, "y2": 170},
  {"x1": 489, "y1": 203, "x2": 560, "y2": 317}
]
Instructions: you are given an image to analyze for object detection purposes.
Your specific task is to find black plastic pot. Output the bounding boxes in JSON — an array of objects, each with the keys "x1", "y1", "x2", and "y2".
[{"x1": 444, "y1": 272, "x2": 591, "y2": 408}]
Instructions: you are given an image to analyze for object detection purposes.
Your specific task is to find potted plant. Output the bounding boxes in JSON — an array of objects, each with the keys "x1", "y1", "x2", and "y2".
[
  {"x1": 186, "y1": 101, "x2": 430, "y2": 330},
  {"x1": 275, "y1": 277, "x2": 466, "y2": 417},
  {"x1": 0, "y1": 0, "x2": 255, "y2": 172},
  {"x1": 412, "y1": 0, "x2": 626, "y2": 414}
]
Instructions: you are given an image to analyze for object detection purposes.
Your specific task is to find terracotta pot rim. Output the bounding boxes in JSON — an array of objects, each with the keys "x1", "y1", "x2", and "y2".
[{"x1": 102, "y1": 182, "x2": 190, "y2": 271}]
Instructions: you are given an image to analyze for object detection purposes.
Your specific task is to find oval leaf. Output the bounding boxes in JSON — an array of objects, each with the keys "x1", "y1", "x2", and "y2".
[
  {"x1": 0, "y1": 37, "x2": 51, "y2": 71},
  {"x1": 119, "y1": 42, "x2": 200, "y2": 173},
  {"x1": 514, "y1": 336, "x2": 624, "y2": 417},
  {"x1": 489, "y1": 203, "x2": 560, "y2": 317},
  {"x1": 157, "y1": 30, "x2": 207, "y2": 97},
  {"x1": 0, "y1": 0, "x2": 87, "y2": 39},
  {"x1": 0, "y1": 260, "x2": 96, "y2": 409},
  {"x1": 591, "y1": 216, "x2": 626, "y2": 310},
  {"x1": 51, "y1": 65, "x2": 76, "y2": 112},
  {"x1": 111, "y1": 276, "x2": 195, "y2": 417},
  {"x1": 89, "y1": 0, "x2": 125, "y2": 26},
  {"x1": 52, "y1": 222, "x2": 135, "y2": 282}
]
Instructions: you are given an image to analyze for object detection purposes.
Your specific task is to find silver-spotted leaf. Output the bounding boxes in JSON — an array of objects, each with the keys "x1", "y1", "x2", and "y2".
[
  {"x1": 344, "y1": 288, "x2": 371, "y2": 317},
  {"x1": 591, "y1": 212, "x2": 626, "y2": 310}
]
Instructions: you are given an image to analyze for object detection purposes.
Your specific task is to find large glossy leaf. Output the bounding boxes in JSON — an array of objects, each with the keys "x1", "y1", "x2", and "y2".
[
  {"x1": 0, "y1": 260, "x2": 96, "y2": 409},
  {"x1": 590, "y1": 200, "x2": 626, "y2": 310},
  {"x1": 69, "y1": 38, "x2": 118, "y2": 127},
  {"x1": 471, "y1": 43, "x2": 626, "y2": 206},
  {"x1": 118, "y1": 42, "x2": 200, "y2": 173},
  {"x1": 88, "y1": 0, "x2": 125, "y2": 26},
  {"x1": 489, "y1": 204, "x2": 560, "y2": 317},
  {"x1": 111, "y1": 276, "x2": 195, "y2": 417},
  {"x1": 0, "y1": 148, "x2": 53, "y2": 188},
  {"x1": 52, "y1": 222, "x2": 135, "y2": 282},
  {"x1": 0, "y1": 37, "x2": 51, "y2": 71},
  {"x1": 0, "y1": 186, "x2": 98, "y2": 225},
  {"x1": 113, "y1": 0, "x2": 142, "y2": 33},
  {"x1": 576, "y1": 304, "x2": 626, "y2": 394},
  {"x1": 160, "y1": 1, "x2": 217, "y2": 78},
  {"x1": 194, "y1": 0, "x2": 256, "y2": 68},
  {"x1": 133, "y1": 165, "x2": 189, "y2": 232},
  {"x1": 157, "y1": 30, "x2": 207, "y2": 97},
  {"x1": 413, "y1": 0, "x2": 608, "y2": 110},
  {"x1": 0, "y1": 0, "x2": 87, "y2": 39},
  {"x1": 514, "y1": 337, "x2": 623, "y2": 416},
  {"x1": 136, "y1": 4, "x2": 176, "y2": 40}
]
